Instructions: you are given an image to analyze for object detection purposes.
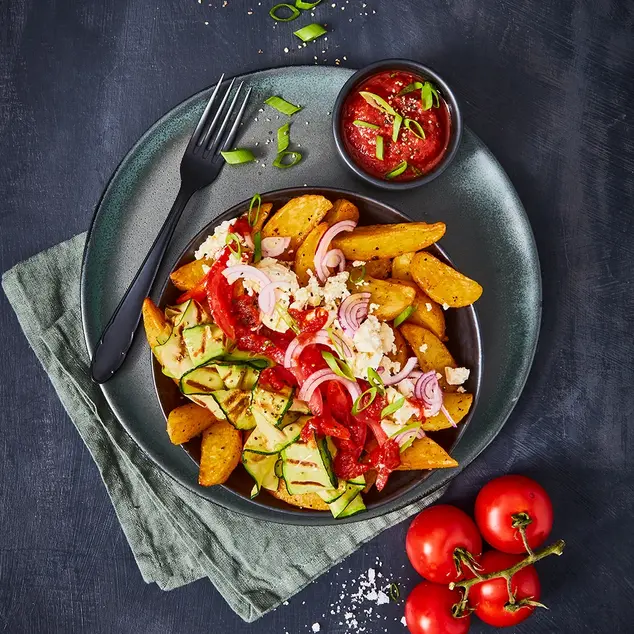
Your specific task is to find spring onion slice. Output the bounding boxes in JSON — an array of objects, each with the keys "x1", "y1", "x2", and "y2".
[
  {"x1": 429, "y1": 82, "x2": 440, "y2": 108},
  {"x1": 248, "y1": 193, "x2": 262, "y2": 227},
  {"x1": 375, "y1": 135, "x2": 384, "y2": 161},
  {"x1": 264, "y1": 95, "x2": 303, "y2": 115},
  {"x1": 353, "y1": 120, "x2": 380, "y2": 130},
  {"x1": 381, "y1": 397, "x2": 405, "y2": 419},
  {"x1": 278, "y1": 306, "x2": 301, "y2": 335},
  {"x1": 322, "y1": 351, "x2": 355, "y2": 381},
  {"x1": 404, "y1": 118, "x2": 426, "y2": 140},
  {"x1": 394, "y1": 304, "x2": 416, "y2": 326},
  {"x1": 421, "y1": 82, "x2": 433, "y2": 111},
  {"x1": 296, "y1": 0, "x2": 322, "y2": 8},
  {"x1": 293, "y1": 23, "x2": 327, "y2": 42},
  {"x1": 350, "y1": 264, "x2": 366, "y2": 283},
  {"x1": 352, "y1": 387, "x2": 378, "y2": 415},
  {"x1": 277, "y1": 122, "x2": 291, "y2": 152},
  {"x1": 359, "y1": 91, "x2": 398, "y2": 117},
  {"x1": 398, "y1": 81, "x2": 423, "y2": 96},
  {"x1": 385, "y1": 160, "x2": 408, "y2": 180},
  {"x1": 273, "y1": 150, "x2": 302, "y2": 168},
  {"x1": 389, "y1": 582, "x2": 400, "y2": 602},
  {"x1": 253, "y1": 231, "x2": 262, "y2": 264},
  {"x1": 367, "y1": 367, "x2": 385, "y2": 395},
  {"x1": 269, "y1": 3, "x2": 301, "y2": 21},
  {"x1": 220, "y1": 149, "x2": 255, "y2": 164},
  {"x1": 225, "y1": 233, "x2": 242, "y2": 258},
  {"x1": 392, "y1": 114, "x2": 403, "y2": 142}
]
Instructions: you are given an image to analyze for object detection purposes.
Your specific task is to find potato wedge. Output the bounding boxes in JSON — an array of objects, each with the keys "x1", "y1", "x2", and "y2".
[
  {"x1": 397, "y1": 436, "x2": 458, "y2": 470},
  {"x1": 400, "y1": 323, "x2": 456, "y2": 385},
  {"x1": 269, "y1": 479, "x2": 329, "y2": 511},
  {"x1": 142, "y1": 298, "x2": 171, "y2": 348},
  {"x1": 364, "y1": 259, "x2": 392, "y2": 280},
  {"x1": 331, "y1": 222, "x2": 446, "y2": 261},
  {"x1": 349, "y1": 277, "x2": 416, "y2": 321},
  {"x1": 261, "y1": 195, "x2": 332, "y2": 258},
  {"x1": 391, "y1": 252, "x2": 416, "y2": 281},
  {"x1": 324, "y1": 198, "x2": 360, "y2": 225},
  {"x1": 411, "y1": 252, "x2": 483, "y2": 307},
  {"x1": 251, "y1": 202, "x2": 273, "y2": 235},
  {"x1": 294, "y1": 222, "x2": 328, "y2": 285},
  {"x1": 393, "y1": 280, "x2": 446, "y2": 340},
  {"x1": 167, "y1": 403, "x2": 218, "y2": 445},
  {"x1": 198, "y1": 420, "x2": 242, "y2": 486},
  {"x1": 423, "y1": 392, "x2": 473, "y2": 432},
  {"x1": 170, "y1": 259, "x2": 209, "y2": 292},
  {"x1": 386, "y1": 327, "x2": 410, "y2": 368}
]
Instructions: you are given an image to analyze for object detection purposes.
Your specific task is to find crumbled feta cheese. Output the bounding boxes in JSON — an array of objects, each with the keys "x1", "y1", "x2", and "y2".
[
  {"x1": 290, "y1": 273, "x2": 322, "y2": 310},
  {"x1": 397, "y1": 378, "x2": 416, "y2": 398},
  {"x1": 419, "y1": 343, "x2": 428, "y2": 353},
  {"x1": 442, "y1": 302, "x2": 450, "y2": 310},
  {"x1": 194, "y1": 220, "x2": 237, "y2": 260},
  {"x1": 457, "y1": 386, "x2": 467, "y2": 393},
  {"x1": 256, "y1": 258, "x2": 299, "y2": 290},
  {"x1": 352, "y1": 260, "x2": 366, "y2": 267},
  {"x1": 250, "y1": 259, "x2": 300, "y2": 333},
  {"x1": 380, "y1": 357, "x2": 401, "y2": 375},
  {"x1": 369, "y1": 302, "x2": 380, "y2": 314},
  {"x1": 425, "y1": 302, "x2": 432, "y2": 312},
  {"x1": 385, "y1": 387, "x2": 418, "y2": 425},
  {"x1": 445, "y1": 366, "x2": 470, "y2": 385},
  {"x1": 322, "y1": 271, "x2": 351, "y2": 309}
]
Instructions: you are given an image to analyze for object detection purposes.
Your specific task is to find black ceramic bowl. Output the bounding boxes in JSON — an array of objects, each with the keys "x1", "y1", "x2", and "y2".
[
  {"x1": 153, "y1": 187, "x2": 481, "y2": 524},
  {"x1": 332, "y1": 59, "x2": 463, "y2": 190}
]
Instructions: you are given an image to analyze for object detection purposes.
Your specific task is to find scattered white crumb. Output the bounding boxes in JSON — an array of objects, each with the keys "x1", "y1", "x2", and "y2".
[
  {"x1": 419, "y1": 344, "x2": 428, "y2": 353},
  {"x1": 457, "y1": 386, "x2": 466, "y2": 393},
  {"x1": 401, "y1": 616, "x2": 407, "y2": 626},
  {"x1": 311, "y1": 624, "x2": 321, "y2": 633},
  {"x1": 442, "y1": 302, "x2": 449, "y2": 310},
  {"x1": 425, "y1": 302, "x2": 432, "y2": 312}
]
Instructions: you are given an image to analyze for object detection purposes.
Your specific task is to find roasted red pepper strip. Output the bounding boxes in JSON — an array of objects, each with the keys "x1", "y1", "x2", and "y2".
[
  {"x1": 366, "y1": 438, "x2": 401, "y2": 491},
  {"x1": 259, "y1": 366, "x2": 297, "y2": 391},
  {"x1": 288, "y1": 307, "x2": 329, "y2": 334}
]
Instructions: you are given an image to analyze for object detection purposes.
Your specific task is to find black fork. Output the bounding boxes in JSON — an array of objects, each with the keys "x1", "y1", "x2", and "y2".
[{"x1": 91, "y1": 76, "x2": 252, "y2": 384}]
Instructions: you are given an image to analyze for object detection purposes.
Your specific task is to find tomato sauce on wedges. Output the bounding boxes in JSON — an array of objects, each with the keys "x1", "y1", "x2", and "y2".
[{"x1": 341, "y1": 70, "x2": 451, "y2": 181}]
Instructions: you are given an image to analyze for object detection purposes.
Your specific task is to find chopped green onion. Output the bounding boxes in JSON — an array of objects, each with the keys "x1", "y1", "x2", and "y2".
[
  {"x1": 269, "y1": 3, "x2": 300, "y2": 21},
  {"x1": 248, "y1": 193, "x2": 262, "y2": 227},
  {"x1": 322, "y1": 351, "x2": 355, "y2": 381},
  {"x1": 277, "y1": 306, "x2": 301, "y2": 335},
  {"x1": 295, "y1": 0, "x2": 322, "y2": 8},
  {"x1": 429, "y1": 83, "x2": 440, "y2": 108},
  {"x1": 385, "y1": 160, "x2": 408, "y2": 180},
  {"x1": 353, "y1": 120, "x2": 380, "y2": 130},
  {"x1": 350, "y1": 265, "x2": 366, "y2": 283},
  {"x1": 389, "y1": 582, "x2": 400, "y2": 602},
  {"x1": 277, "y1": 122, "x2": 291, "y2": 153},
  {"x1": 375, "y1": 135, "x2": 384, "y2": 161},
  {"x1": 392, "y1": 114, "x2": 403, "y2": 142},
  {"x1": 421, "y1": 82, "x2": 433, "y2": 111},
  {"x1": 397, "y1": 81, "x2": 423, "y2": 96},
  {"x1": 404, "y1": 118, "x2": 426, "y2": 140},
  {"x1": 352, "y1": 387, "x2": 378, "y2": 415},
  {"x1": 326, "y1": 326, "x2": 346, "y2": 359},
  {"x1": 273, "y1": 150, "x2": 302, "y2": 168},
  {"x1": 367, "y1": 367, "x2": 385, "y2": 395},
  {"x1": 381, "y1": 397, "x2": 405, "y2": 419},
  {"x1": 264, "y1": 95, "x2": 302, "y2": 115},
  {"x1": 253, "y1": 231, "x2": 262, "y2": 263},
  {"x1": 220, "y1": 149, "x2": 255, "y2": 165},
  {"x1": 359, "y1": 91, "x2": 398, "y2": 116},
  {"x1": 293, "y1": 23, "x2": 327, "y2": 42},
  {"x1": 225, "y1": 232, "x2": 242, "y2": 259},
  {"x1": 399, "y1": 81, "x2": 440, "y2": 109},
  {"x1": 393, "y1": 304, "x2": 416, "y2": 326}
]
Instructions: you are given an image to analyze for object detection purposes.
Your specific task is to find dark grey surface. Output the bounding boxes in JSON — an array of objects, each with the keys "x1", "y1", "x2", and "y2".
[{"x1": 1, "y1": 1, "x2": 632, "y2": 632}]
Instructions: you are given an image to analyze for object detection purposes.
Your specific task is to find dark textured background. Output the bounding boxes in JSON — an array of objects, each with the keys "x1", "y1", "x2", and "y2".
[{"x1": 1, "y1": 1, "x2": 633, "y2": 632}]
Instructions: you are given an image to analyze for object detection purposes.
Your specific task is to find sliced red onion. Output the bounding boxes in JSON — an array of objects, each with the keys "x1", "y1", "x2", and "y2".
[
  {"x1": 223, "y1": 264, "x2": 271, "y2": 287},
  {"x1": 381, "y1": 357, "x2": 419, "y2": 386},
  {"x1": 416, "y1": 426, "x2": 426, "y2": 439},
  {"x1": 338, "y1": 292, "x2": 371, "y2": 338},
  {"x1": 258, "y1": 281, "x2": 293, "y2": 315},
  {"x1": 394, "y1": 425, "x2": 423, "y2": 448},
  {"x1": 243, "y1": 233, "x2": 255, "y2": 250},
  {"x1": 298, "y1": 368, "x2": 360, "y2": 403},
  {"x1": 261, "y1": 236, "x2": 291, "y2": 258},
  {"x1": 323, "y1": 248, "x2": 346, "y2": 271},
  {"x1": 314, "y1": 220, "x2": 357, "y2": 282},
  {"x1": 283, "y1": 329, "x2": 352, "y2": 368},
  {"x1": 414, "y1": 371, "x2": 443, "y2": 417},
  {"x1": 440, "y1": 404, "x2": 457, "y2": 428}
]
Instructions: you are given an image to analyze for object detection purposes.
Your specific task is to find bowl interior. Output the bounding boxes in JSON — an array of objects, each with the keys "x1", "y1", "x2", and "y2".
[{"x1": 153, "y1": 187, "x2": 481, "y2": 516}]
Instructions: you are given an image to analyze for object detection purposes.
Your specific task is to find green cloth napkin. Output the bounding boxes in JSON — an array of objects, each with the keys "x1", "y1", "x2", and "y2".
[{"x1": 2, "y1": 234, "x2": 443, "y2": 623}]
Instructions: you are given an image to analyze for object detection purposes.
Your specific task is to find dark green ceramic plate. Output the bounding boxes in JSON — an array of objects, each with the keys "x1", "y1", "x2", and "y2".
[{"x1": 81, "y1": 66, "x2": 541, "y2": 525}]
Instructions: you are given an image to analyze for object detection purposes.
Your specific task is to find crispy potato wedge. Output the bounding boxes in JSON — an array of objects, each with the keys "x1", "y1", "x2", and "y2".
[
  {"x1": 393, "y1": 280, "x2": 446, "y2": 340},
  {"x1": 269, "y1": 479, "x2": 330, "y2": 511},
  {"x1": 167, "y1": 403, "x2": 218, "y2": 445},
  {"x1": 142, "y1": 298, "x2": 171, "y2": 349},
  {"x1": 391, "y1": 252, "x2": 416, "y2": 281},
  {"x1": 198, "y1": 420, "x2": 242, "y2": 486},
  {"x1": 331, "y1": 222, "x2": 446, "y2": 261},
  {"x1": 386, "y1": 327, "x2": 410, "y2": 368},
  {"x1": 400, "y1": 323, "x2": 456, "y2": 388},
  {"x1": 364, "y1": 259, "x2": 392, "y2": 280},
  {"x1": 423, "y1": 392, "x2": 473, "y2": 432},
  {"x1": 251, "y1": 202, "x2": 274, "y2": 235},
  {"x1": 348, "y1": 277, "x2": 416, "y2": 321},
  {"x1": 397, "y1": 436, "x2": 458, "y2": 470},
  {"x1": 294, "y1": 222, "x2": 329, "y2": 285},
  {"x1": 170, "y1": 259, "x2": 209, "y2": 292},
  {"x1": 324, "y1": 198, "x2": 360, "y2": 225},
  {"x1": 411, "y1": 252, "x2": 483, "y2": 307},
  {"x1": 261, "y1": 195, "x2": 332, "y2": 258}
]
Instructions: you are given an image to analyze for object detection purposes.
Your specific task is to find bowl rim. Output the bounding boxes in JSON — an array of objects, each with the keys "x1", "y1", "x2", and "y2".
[
  {"x1": 152, "y1": 185, "x2": 482, "y2": 523},
  {"x1": 332, "y1": 58, "x2": 464, "y2": 191}
]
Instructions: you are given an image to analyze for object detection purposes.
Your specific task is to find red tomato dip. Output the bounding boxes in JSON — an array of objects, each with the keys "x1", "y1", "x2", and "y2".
[{"x1": 341, "y1": 70, "x2": 452, "y2": 181}]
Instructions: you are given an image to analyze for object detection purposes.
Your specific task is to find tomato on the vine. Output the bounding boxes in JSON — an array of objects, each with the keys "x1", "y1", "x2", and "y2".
[
  {"x1": 405, "y1": 582, "x2": 470, "y2": 634},
  {"x1": 469, "y1": 550, "x2": 541, "y2": 627},
  {"x1": 406, "y1": 505, "x2": 482, "y2": 583},
  {"x1": 475, "y1": 475, "x2": 553, "y2": 554}
]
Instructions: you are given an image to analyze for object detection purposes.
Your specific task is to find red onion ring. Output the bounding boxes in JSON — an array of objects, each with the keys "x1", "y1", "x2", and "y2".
[
  {"x1": 261, "y1": 237, "x2": 291, "y2": 258},
  {"x1": 440, "y1": 404, "x2": 457, "y2": 428},
  {"x1": 381, "y1": 357, "x2": 419, "y2": 386},
  {"x1": 338, "y1": 292, "x2": 371, "y2": 338},
  {"x1": 223, "y1": 264, "x2": 270, "y2": 287},
  {"x1": 323, "y1": 248, "x2": 346, "y2": 271},
  {"x1": 283, "y1": 329, "x2": 352, "y2": 368},
  {"x1": 394, "y1": 425, "x2": 423, "y2": 448},
  {"x1": 258, "y1": 281, "x2": 293, "y2": 315},
  {"x1": 298, "y1": 368, "x2": 361, "y2": 403},
  {"x1": 314, "y1": 220, "x2": 357, "y2": 282},
  {"x1": 414, "y1": 371, "x2": 443, "y2": 417},
  {"x1": 243, "y1": 233, "x2": 255, "y2": 250}
]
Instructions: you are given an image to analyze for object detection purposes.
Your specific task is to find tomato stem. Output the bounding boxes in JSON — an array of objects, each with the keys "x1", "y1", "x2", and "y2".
[
  {"x1": 453, "y1": 547, "x2": 483, "y2": 579},
  {"x1": 511, "y1": 512, "x2": 534, "y2": 556}
]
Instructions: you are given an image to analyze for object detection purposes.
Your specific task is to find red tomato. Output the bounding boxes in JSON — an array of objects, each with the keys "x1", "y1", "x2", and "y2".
[
  {"x1": 406, "y1": 505, "x2": 483, "y2": 583},
  {"x1": 469, "y1": 550, "x2": 541, "y2": 627},
  {"x1": 366, "y1": 438, "x2": 400, "y2": 491},
  {"x1": 475, "y1": 475, "x2": 553, "y2": 554},
  {"x1": 206, "y1": 272, "x2": 235, "y2": 340},
  {"x1": 405, "y1": 582, "x2": 470, "y2": 634}
]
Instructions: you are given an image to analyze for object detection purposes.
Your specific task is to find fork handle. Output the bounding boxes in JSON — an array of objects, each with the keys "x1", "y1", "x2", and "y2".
[{"x1": 90, "y1": 183, "x2": 195, "y2": 383}]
